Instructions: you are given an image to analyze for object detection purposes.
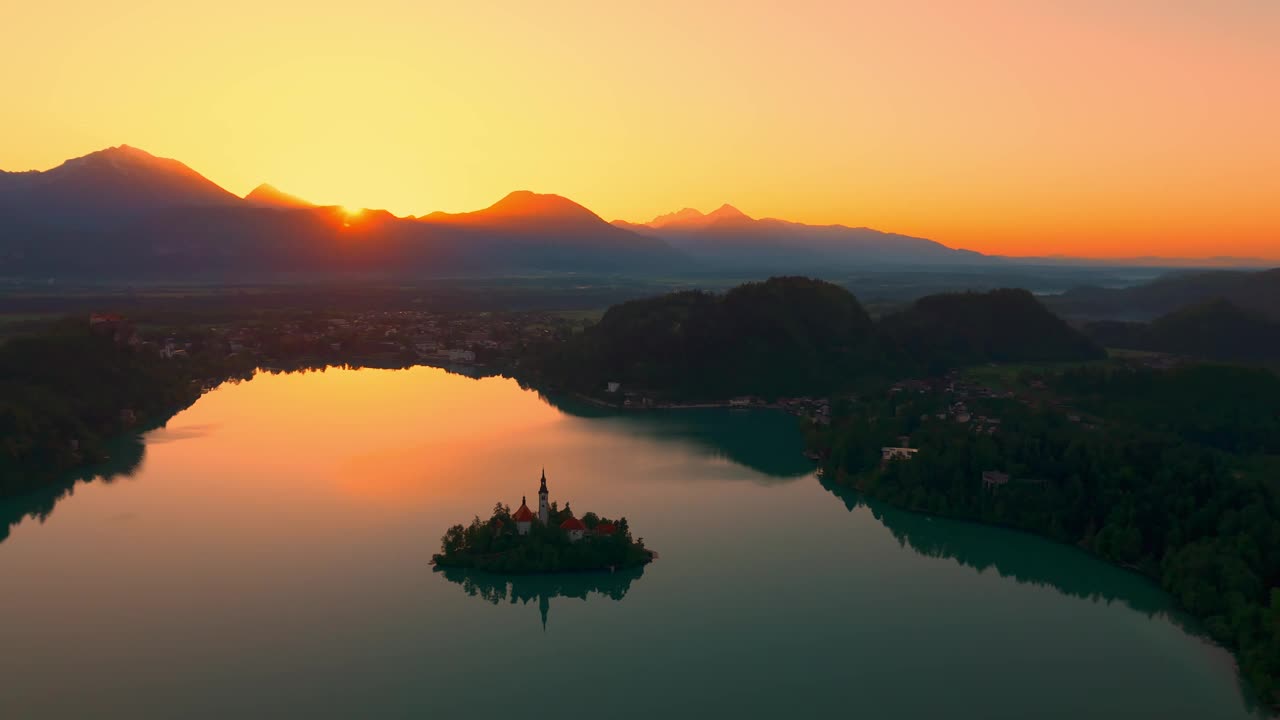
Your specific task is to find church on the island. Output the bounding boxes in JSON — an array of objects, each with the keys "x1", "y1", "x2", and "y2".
[{"x1": 511, "y1": 469, "x2": 594, "y2": 542}]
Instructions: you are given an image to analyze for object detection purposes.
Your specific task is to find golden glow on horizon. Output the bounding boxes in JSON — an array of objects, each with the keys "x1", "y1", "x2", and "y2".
[{"x1": 2, "y1": 1, "x2": 1277, "y2": 259}]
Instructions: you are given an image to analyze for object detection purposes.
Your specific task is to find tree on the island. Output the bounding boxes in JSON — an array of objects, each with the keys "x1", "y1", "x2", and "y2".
[{"x1": 441, "y1": 524, "x2": 466, "y2": 556}]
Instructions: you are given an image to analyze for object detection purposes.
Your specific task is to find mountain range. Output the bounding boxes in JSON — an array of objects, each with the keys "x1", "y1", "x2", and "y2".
[
  {"x1": 613, "y1": 205, "x2": 988, "y2": 269},
  {"x1": 0, "y1": 145, "x2": 992, "y2": 279}
]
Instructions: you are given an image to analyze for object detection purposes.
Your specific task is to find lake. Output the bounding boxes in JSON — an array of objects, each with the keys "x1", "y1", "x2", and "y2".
[{"x1": 0, "y1": 366, "x2": 1262, "y2": 718}]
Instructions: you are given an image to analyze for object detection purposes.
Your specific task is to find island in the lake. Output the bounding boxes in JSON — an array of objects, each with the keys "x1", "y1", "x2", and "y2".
[{"x1": 431, "y1": 470, "x2": 653, "y2": 573}]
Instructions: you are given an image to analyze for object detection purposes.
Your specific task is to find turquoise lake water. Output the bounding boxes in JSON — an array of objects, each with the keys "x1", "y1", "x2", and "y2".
[{"x1": 0, "y1": 366, "x2": 1262, "y2": 718}]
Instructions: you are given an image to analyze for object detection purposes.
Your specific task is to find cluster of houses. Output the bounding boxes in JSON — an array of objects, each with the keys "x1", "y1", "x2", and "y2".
[
  {"x1": 91, "y1": 313, "x2": 190, "y2": 358},
  {"x1": 88, "y1": 309, "x2": 580, "y2": 371},
  {"x1": 930, "y1": 400, "x2": 1003, "y2": 434},
  {"x1": 601, "y1": 383, "x2": 835, "y2": 424}
]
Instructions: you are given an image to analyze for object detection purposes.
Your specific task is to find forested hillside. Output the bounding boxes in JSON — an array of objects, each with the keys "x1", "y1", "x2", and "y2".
[
  {"x1": 1085, "y1": 299, "x2": 1280, "y2": 363},
  {"x1": 0, "y1": 320, "x2": 231, "y2": 491},
  {"x1": 525, "y1": 280, "x2": 1103, "y2": 399},
  {"x1": 881, "y1": 288, "x2": 1105, "y2": 372},
  {"x1": 525, "y1": 277, "x2": 897, "y2": 399},
  {"x1": 812, "y1": 364, "x2": 1280, "y2": 701}
]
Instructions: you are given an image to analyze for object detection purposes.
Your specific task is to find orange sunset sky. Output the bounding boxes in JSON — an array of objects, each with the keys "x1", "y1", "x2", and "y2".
[{"x1": 3, "y1": 1, "x2": 1277, "y2": 259}]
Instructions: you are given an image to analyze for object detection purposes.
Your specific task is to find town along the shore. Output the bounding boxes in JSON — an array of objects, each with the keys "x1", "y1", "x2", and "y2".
[{"x1": 431, "y1": 470, "x2": 652, "y2": 574}]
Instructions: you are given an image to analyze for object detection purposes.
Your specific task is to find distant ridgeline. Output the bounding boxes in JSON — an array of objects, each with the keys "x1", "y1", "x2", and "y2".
[
  {"x1": 522, "y1": 277, "x2": 1103, "y2": 400},
  {"x1": 0, "y1": 146, "x2": 988, "y2": 280},
  {"x1": 1084, "y1": 298, "x2": 1280, "y2": 363},
  {"x1": 1041, "y1": 267, "x2": 1280, "y2": 363},
  {"x1": 810, "y1": 363, "x2": 1280, "y2": 702},
  {"x1": 1047, "y1": 268, "x2": 1280, "y2": 322}
]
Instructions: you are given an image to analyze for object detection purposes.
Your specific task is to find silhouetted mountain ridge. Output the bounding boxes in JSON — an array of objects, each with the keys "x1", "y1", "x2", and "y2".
[
  {"x1": 615, "y1": 203, "x2": 988, "y2": 270},
  {"x1": 0, "y1": 145, "x2": 241, "y2": 229},
  {"x1": 414, "y1": 190, "x2": 683, "y2": 272},
  {"x1": 0, "y1": 149, "x2": 683, "y2": 277},
  {"x1": 245, "y1": 183, "x2": 315, "y2": 209}
]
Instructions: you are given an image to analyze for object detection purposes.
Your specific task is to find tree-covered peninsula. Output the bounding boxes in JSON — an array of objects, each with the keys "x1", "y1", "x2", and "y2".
[
  {"x1": 0, "y1": 317, "x2": 243, "y2": 493},
  {"x1": 810, "y1": 363, "x2": 1280, "y2": 702}
]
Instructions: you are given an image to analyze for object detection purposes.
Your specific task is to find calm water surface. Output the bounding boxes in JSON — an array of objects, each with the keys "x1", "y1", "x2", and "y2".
[{"x1": 0, "y1": 367, "x2": 1262, "y2": 718}]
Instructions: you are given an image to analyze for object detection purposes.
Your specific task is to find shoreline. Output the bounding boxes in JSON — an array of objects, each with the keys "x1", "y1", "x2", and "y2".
[
  {"x1": 814, "y1": 465, "x2": 1278, "y2": 712},
  {"x1": 567, "y1": 391, "x2": 820, "y2": 415}
]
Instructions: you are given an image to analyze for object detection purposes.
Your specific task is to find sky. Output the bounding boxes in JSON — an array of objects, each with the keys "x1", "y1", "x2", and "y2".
[{"x1": 2, "y1": 0, "x2": 1278, "y2": 259}]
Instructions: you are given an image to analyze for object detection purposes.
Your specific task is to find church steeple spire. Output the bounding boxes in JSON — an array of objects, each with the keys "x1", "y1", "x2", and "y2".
[{"x1": 538, "y1": 468, "x2": 550, "y2": 525}]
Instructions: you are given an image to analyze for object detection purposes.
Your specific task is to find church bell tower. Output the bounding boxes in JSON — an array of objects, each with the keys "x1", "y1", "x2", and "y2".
[{"x1": 538, "y1": 468, "x2": 550, "y2": 525}]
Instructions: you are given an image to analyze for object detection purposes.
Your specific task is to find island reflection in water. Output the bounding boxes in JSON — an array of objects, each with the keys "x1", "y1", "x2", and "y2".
[{"x1": 434, "y1": 564, "x2": 646, "y2": 630}]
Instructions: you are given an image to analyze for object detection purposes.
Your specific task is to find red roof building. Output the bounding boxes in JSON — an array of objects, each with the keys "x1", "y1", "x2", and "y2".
[
  {"x1": 513, "y1": 500, "x2": 536, "y2": 522},
  {"x1": 559, "y1": 516, "x2": 586, "y2": 532},
  {"x1": 594, "y1": 522, "x2": 616, "y2": 536}
]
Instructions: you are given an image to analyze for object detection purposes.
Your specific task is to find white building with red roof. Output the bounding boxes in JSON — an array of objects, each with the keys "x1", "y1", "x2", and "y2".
[
  {"x1": 559, "y1": 511, "x2": 586, "y2": 543},
  {"x1": 512, "y1": 496, "x2": 536, "y2": 535}
]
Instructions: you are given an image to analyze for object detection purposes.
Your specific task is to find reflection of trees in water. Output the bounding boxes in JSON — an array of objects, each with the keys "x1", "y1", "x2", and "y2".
[
  {"x1": 818, "y1": 477, "x2": 1264, "y2": 710},
  {"x1": 816, "y1": 476, "x2": 1170, "y2": 616},
  {"x1": 1, "y1": 433, "x2": 146, "y2": 544},
  {"x1": 540, "y1": 394, "x2": 814, "y2": 480},
  {"x1": 435, "y1": 564, "x2": 645, "y2": 630}
]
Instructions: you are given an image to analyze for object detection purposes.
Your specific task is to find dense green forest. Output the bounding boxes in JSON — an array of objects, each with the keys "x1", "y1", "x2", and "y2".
[
  {"x1": 1086, "y1": 298, "x2": 1280, "y2": 363},
  {"x1": 812, "y1": 364, "x2": 1280, "y2": 702},
  {"x1": 522, "y1": 276, "x2": 896, "y2": 399},
  {"x1": 522, "y1": 278, "x2": 1101, "y2": 400},
  {"x1": 432, "y1": 502, "x2": 651, "y2": 573},
  {"x1": 0, "y1": 319, "x2": 242, "y2": 493},
  {"x1": 880, "y1": 288, "x2": 1105, "y2": 372}
]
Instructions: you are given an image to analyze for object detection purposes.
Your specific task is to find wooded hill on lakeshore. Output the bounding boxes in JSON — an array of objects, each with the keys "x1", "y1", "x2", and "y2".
[{"x1": 522, "y1": 277, "x2": 1105, "y2": 400}]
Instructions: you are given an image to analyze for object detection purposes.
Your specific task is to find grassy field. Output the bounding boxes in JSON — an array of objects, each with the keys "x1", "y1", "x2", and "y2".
[
  {"x1": 549, "y1": 309, "x2": 604, "y2": 323},
  {"x1": 959, "y1": 357, "x2": 1112, "y2": 392}
]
